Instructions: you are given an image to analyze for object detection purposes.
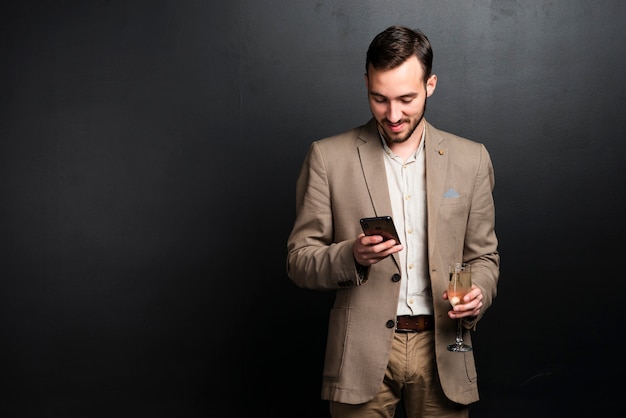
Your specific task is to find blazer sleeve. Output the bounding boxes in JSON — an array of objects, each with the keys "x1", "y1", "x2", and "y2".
[
  {"x1": 464, "y1": 143, "x2": 500, "y2": 325},
  {"x1": 286, "y1": 141, "x2": 364, "y2": 290}
]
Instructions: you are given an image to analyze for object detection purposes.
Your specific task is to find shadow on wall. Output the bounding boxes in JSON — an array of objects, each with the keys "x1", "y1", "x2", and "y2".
[{"x1": 468, "y1": 367, "x2": 619, "y2": 418}]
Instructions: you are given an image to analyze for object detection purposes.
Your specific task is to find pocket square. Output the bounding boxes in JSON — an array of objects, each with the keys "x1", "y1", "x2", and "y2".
[{"x1": 443, "y1": 188, "x2": 460, "y2": 198}]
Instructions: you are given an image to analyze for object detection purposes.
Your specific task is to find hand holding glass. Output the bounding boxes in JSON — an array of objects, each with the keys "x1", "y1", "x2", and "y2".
[{"x1": 447, "y1": 262, "x2": 472, "y2": 352}]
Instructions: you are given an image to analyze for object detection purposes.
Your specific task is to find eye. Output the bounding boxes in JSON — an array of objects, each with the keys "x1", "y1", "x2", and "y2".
[{"x1": 369, "y1": 92, "x2": 388, "y2": 103}]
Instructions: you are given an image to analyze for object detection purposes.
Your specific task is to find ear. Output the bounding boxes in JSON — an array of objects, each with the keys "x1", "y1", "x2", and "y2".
[
  {"x1": 426, "y1": 74, "x2": 437, "y2": 97},
  {"x1": 364, "y1": 73, "x2": 369, "y2": 90}
]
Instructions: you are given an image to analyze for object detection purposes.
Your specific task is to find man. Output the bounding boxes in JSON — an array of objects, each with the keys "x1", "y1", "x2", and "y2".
[{"x1": 286, "y1": 25, "x2": 499, "y2": 417}]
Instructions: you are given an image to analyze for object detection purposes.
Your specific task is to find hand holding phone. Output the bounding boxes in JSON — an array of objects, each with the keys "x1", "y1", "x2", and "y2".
[{"x1": 359, "y1": 216, "x2": 401, "y2": 245}]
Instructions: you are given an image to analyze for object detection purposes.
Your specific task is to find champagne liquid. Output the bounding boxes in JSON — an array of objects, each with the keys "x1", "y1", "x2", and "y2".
[{"x1": 448, "y1": 271, "x2": 472, "y2": 306}]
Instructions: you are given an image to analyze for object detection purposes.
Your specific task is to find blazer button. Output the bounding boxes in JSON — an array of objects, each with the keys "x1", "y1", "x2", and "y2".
[
  {"x1": 386, "y1": 320, "x2": 395, "y2": 329},
  {"x1": 391, "y1": 274, "x2": 401, "y2": 282}
]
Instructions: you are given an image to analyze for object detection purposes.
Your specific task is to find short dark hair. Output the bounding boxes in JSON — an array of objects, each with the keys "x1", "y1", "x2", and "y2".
[{"x1": 366, "y1": 26, "x2": 433, "y2": 82}]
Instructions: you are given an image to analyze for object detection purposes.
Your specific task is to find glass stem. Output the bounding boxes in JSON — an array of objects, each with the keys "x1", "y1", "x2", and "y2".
[{"x1": 456, "y1": 319, "x2": 463, "y2": 345}]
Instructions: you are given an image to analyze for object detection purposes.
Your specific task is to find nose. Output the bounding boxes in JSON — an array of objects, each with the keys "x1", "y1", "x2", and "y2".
[{"x1": 386, "y1": 101, "x2": 402, "y2": 123}]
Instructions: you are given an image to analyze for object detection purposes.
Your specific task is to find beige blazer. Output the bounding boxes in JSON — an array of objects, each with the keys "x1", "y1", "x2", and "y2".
[{"x1": 286, "y1": 118, "x2": 500, "y2": 405}]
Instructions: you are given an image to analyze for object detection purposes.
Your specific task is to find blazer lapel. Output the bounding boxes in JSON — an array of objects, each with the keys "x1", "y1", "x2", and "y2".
[
  {"x1": 424, "y1": 122, "x2": 447, "y2": 259},
  {"x1": 357, "y1": 119, "x2": 400, "y2": 267},
  {"x1": 357, "y1": 119, "x2": 395, "y2": 218}
]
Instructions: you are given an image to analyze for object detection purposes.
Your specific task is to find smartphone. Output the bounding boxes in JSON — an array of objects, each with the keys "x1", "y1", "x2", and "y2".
[{"x1": 359, "y1": 216, "x2": 401, "y2": 244}]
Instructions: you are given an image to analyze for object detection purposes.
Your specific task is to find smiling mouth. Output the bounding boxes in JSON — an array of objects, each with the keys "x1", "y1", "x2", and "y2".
[{"x1": 387, "y1": 121, "x2": 405, "y2": 132}]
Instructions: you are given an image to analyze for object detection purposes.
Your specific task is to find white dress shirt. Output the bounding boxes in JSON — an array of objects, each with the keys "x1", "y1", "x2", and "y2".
[{"x1": 380, "y1": 127, "x2": 433, "y2": 316}]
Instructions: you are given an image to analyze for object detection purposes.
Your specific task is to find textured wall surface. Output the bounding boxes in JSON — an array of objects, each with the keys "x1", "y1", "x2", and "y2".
[{"x1": 1, "y1": 1, "x2": 624, "y2": 416}]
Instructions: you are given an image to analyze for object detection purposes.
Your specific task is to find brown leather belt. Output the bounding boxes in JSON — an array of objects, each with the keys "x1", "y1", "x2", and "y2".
[{"x1": 396, "y1": 315, "x2": 434, "y2": 332}]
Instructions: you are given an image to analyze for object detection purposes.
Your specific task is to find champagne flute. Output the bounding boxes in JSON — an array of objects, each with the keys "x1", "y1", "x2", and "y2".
[{"x1": 447, "y1": 262, "x2": 472, "y2": 352}]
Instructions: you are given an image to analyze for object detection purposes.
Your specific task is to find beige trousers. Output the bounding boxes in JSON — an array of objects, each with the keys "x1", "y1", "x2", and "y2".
[{"x1": 329, "y1": 331, "x2": 469, "y2": 418}]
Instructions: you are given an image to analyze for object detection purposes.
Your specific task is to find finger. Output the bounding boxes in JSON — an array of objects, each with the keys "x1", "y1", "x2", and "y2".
[{"x1": 363, "y1": 234, "x2": 384, "y2": 245}]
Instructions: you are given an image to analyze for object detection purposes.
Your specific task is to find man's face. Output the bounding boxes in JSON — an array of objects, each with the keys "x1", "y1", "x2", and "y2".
[{"x1": 366, "y1": 56, "x2": 437, "y2": 144}]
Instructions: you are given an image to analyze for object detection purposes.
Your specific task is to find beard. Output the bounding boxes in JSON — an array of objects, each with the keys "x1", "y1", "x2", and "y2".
[
  {"x1": 381, "y1": 116, "x2": 421, "y2": 144},
  {"x1": 378, "y1": 99, "x2": 427, "y2": 144},
  {"x1": 378, "y1": 112, "x2": 424, "y2": 144}
]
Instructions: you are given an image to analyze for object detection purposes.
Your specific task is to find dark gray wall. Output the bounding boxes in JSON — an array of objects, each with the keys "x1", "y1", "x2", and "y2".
[{"x1": 2, "y1": 1, "x2": 624, "y2": 417}]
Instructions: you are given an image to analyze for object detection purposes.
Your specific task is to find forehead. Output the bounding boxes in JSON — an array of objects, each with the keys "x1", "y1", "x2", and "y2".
[{"x1": 367, "y1": 56, "x2": 425, "y2": 94}]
